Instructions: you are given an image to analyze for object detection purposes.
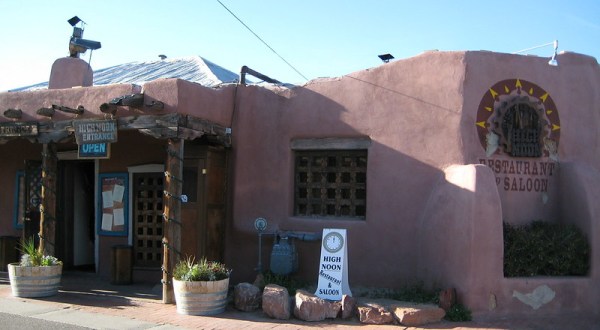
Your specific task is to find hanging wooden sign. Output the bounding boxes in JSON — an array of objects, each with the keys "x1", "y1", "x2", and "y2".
[
  {"x1": 315, "y1": 228, "x2": 352, "y2": 300},
  {"x1": 74, "y1": 119, "x2": 118, "y2": 144},
  {"x1": 0, "y1": 122, "x2": 38, "y2": 137}
]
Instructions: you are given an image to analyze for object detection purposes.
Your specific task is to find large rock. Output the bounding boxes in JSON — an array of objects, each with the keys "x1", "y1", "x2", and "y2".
[
  {"x1": 357, "y1": 300, "x2": 394, "y2": 325},
  {"x1": 294, "y1": 289, "x2": 341, "y2": 321},
  {"x1": 234, "y1": 282, "x2": 261, "y2": 312},
  {"x1": 262, "y1": 284, "x2": 291, "y2": 320},
  {"x1": 391, "y1": 302, "x2": 446, "y2": 326},
  {"x1": 341, "y1": 294, "x2": 357, "y2": 319},
  {"x1": 438, "y1": 288, "x2": 456, "y2": 311}
]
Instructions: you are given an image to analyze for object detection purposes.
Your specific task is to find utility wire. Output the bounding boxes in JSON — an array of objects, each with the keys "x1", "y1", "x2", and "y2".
[{"x1": 216, "y1": 0, "x2": 308, "y2": 81}]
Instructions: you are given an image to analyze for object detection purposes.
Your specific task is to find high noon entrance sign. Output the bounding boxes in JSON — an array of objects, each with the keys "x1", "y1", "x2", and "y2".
[
  {"x1": 74, "y1": 119, "x2": 118, "y2": 144},
  {"x1": 315, "y1": 228, "x2": 352, "y2": 300}
]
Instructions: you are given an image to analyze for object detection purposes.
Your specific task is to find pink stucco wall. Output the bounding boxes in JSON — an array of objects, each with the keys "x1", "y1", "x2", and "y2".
[
  {"x1": 225, "y1": 50, "x2": 600, "y2": 317},
  {"x1": 142, "y1": 79, "x2": 235, "y2": 127},
  {"x1": 0, "y1": 84, "x2": 141, "y2": 122},
  {"x1": 227, "y1": 51, "x2": 468, "y2": 287}
]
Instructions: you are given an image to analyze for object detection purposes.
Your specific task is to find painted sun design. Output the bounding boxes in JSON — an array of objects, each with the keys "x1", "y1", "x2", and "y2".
[{"x1": 476, "y1": 78, "x2": 560, "y2": 159}]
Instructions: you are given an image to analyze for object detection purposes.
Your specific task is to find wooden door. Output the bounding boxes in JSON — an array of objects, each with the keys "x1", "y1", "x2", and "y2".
[
  {"x1": 181, "y1": 146, "x2": 227, "y2": 262},
  {"x1": 181, "y1": 158, "x2": 206, "y2": 259}
]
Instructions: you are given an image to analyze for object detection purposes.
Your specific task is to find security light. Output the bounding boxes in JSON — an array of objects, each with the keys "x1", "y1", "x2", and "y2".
[
  {"x1": 67, "y1": 16, "x2": 101, "y2": 58},
  {"x1": 513, "y1": 40, "x2": 559, "y2": 67},
  {"x1": 68, "y1": 16, "x2": 82, "y2": 27},
  {"x1": 378, "y1": 54, "x2": 394, "y2": 63}
]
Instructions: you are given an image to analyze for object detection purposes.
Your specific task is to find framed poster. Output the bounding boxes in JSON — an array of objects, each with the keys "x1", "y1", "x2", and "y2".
[{"x1": 97, "y1": 173, "x2": 128, "y2": 236}]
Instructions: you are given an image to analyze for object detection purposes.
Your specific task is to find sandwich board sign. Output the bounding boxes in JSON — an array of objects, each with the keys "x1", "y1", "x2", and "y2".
[{"x1": 315, "y1": 228, "x2": 352, "y2": 300}]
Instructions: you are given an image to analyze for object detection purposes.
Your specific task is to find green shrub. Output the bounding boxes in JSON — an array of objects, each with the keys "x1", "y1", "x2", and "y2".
[
  {"x1": 444, "y1": 303, "x2": 472, "y2": 322},
  {"x1": 384, "y1": 283, "x2": 439, "y2": 304},
  {"x1": 504, "y1": 221, "x2": 590, "y2": 277},
  {"x1": 173, "y1": 257, "x2": 230, "y2": 281},
  {"x1": 260, "y1": 271, "x2": 307, "y2": 295},
  {"x1": 18, "y1": 237, "x2": 61, "y2": 267}
]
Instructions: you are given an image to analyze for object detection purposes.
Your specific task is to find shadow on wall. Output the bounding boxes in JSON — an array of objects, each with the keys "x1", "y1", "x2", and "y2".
[{"x1": 225, "y1": 82, "x2": 456, "y2": 289}]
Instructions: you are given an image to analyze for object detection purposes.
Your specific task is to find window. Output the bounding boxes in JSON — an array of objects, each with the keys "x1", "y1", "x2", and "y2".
[
  {"x1": 132, "y1": 172, "x2": 164, "y2": 267},
  {"x1": 294, "y1": 150, "x2": 367, "y2": 219},
  {"x1": 501, "y1": 103, "x2": 543, "y2": 157}
]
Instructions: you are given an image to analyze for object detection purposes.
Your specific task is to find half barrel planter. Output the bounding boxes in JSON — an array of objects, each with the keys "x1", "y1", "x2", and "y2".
[
  {"x1": 8, "y1": 263, "x2": 62, "y2": 298},
  {"x1": 173, "y1": 277, "x2": 229, "y2": 315}
]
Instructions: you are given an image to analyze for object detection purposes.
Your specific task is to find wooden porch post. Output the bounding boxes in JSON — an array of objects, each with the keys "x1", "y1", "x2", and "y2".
[
  {"x1": 162, "y1": 138, "x2": 184, "y2": 303},
  {"x1": 38, "y1": 142, "x2": 57, "y2": 257}
]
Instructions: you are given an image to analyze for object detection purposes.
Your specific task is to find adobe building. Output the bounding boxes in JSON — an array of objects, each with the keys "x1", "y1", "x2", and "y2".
[{"x1": 1, "y1": 48, "x2": 599, "y2": 319}]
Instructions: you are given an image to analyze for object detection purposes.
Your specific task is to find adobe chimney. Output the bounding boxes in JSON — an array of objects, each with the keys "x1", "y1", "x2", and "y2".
[{"x1": 48, "y1": 57, "x2": 93, "y2": 89}]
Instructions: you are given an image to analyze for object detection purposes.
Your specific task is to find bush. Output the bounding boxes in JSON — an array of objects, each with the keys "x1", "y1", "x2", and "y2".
[
  {"x1": 260, "y1": 271, "x2": 307, "y2": 295},
  {"x1": 383, "y1": 283, "x2": 439, "y2": 304},
  {"x1": 504, "y1": 221, "x2": 590, "y2": 277},
  {"x1": 173, "y1": 257, "x2": 230, "y2": 281},
  {"x1": 18, "y1": 237, "x2": 61, "y2": 267},
  {"x1": 444, "y1": 303, "x2": 472, "y2": 322}
]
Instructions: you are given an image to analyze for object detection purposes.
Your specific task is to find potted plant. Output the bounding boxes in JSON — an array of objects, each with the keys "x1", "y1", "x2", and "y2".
[
  {"x1": 172, "y1": 257, "x2": 231, "y2": 315},
  {"x1": 8, "y1": 237, "x2": 62, "y2": 297}
]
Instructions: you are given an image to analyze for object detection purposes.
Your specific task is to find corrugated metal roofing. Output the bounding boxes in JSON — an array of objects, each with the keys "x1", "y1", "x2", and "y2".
[{"x1": 10, "y1": 55, "x2": 241, "y2": 92}]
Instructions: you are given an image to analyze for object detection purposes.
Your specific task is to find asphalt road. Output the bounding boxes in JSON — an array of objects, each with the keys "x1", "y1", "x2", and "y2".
[{"x1": 0, "y1": 312, "x2": 90, "y2": 329}]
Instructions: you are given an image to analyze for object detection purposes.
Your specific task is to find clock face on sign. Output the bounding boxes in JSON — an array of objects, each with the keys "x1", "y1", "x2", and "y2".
[{"x1": 323, "y1": 232, "x2": 344, "y2": 253}]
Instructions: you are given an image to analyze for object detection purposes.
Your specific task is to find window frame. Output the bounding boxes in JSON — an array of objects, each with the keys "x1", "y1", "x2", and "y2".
[{"x1": 291, "y1": 137, "x2": 370, "y2": 220}]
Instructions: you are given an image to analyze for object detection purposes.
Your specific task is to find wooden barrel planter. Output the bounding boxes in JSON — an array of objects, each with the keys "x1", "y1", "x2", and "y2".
[
  {"x1": 173, "y1": 277, "x2": 229, "y2": 315},
  {"x1": 8, "y1": 263, "x2": 62, "y2": 298}
]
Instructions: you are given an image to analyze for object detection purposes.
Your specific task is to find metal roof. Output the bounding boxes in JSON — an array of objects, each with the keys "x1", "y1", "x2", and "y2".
[{"x1": 10, "y1": 55, "x2": 241, "y2": 92}]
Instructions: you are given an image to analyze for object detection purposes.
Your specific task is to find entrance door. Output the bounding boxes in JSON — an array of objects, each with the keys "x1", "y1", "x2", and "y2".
[
  {"x1": 56, "y1": 161, "x2": 95, "y2": 270},
  {"x1": 181, "y1": 158, "x2": 206, "y2": 258},
  {"x1": 181, "y1": 146, "x2": 227, "y2": 262}
]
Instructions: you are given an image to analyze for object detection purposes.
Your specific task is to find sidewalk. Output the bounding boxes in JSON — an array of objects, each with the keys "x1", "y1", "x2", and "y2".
[{"x1": 0, "y1": 271, "x2": 598, "y2": 329}]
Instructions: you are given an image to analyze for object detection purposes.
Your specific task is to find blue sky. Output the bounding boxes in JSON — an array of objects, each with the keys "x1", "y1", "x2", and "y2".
[{"x1": 0, "y1": 0, "x2": 598, "y2": 91}]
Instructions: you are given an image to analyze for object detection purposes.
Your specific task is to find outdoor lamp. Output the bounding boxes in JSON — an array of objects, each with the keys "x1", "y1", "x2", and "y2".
[{"x1": 513, "y1": 40, "x2": 559, "y2": 66}]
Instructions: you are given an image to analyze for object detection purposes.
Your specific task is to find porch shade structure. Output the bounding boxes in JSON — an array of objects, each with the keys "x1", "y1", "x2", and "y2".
[{"x1": 1, "y1": 89, "x2": 232, "y2": 305}]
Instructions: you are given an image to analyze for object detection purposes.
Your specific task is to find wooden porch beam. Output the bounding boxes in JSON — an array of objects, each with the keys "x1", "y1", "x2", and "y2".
[
  {"x1": 38, "y1": 142, "x2": 57, "y2": 257},
  {"x1": 162, "y1": 138, "x2": 183, "y2": 304},
  {"x1": 1, "y1": 113, "x2": 231, "y2": 146}
]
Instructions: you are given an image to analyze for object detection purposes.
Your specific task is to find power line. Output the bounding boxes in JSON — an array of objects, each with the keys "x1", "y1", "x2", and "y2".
[{"x1": 216, "y1": 0, "x2": 308, "y2": 82}]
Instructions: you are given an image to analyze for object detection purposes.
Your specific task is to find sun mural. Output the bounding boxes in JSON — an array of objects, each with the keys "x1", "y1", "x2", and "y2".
[{"x1": 476, "y1": 79, "x2": 560, "y2": 160}]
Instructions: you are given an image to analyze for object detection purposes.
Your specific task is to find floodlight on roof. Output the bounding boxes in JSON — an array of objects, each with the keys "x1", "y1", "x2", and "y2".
[
  {"x1": 513, "y1": 40, "x2": 559, "y2": 66},
  {"x1": 378, "y1": 54, "x2": 394, "y2": 63},
  {"x1": 548, "y1": 40, "x2": 558, "y2": 66},
  {"x1": 67, "y1": 16, "x2": 101, "y2": 58},
  {"x1": 68, "y1": 16, "x2": 82, "y2": 27}
]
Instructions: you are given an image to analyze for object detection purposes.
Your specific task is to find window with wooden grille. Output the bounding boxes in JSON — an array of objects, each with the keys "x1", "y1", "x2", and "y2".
[
  {"x1": 501, "y1": 103, "x2": 543, "y2": 157},
  {"x1": 294, "y1": 150, "x2": 367, "y2": 219},
  {"x1": 133, "y1": 173, "x2": 164, "y2": 267}
]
